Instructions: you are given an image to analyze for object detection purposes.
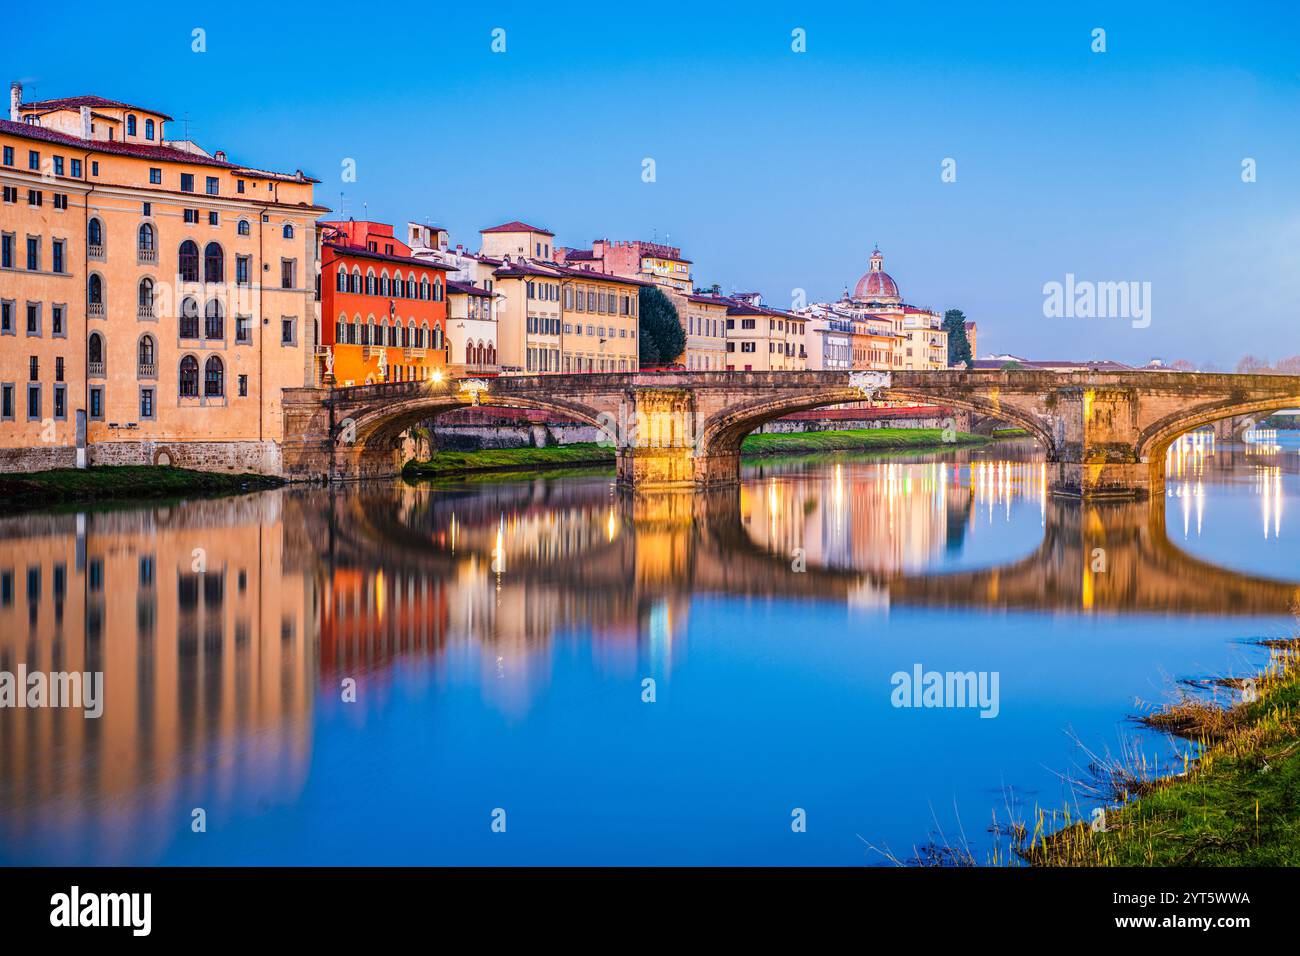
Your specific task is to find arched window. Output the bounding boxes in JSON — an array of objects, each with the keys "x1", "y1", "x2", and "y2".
[
  {"x1": 138, "y1": 278, "x2": 154, "y2": 315},
  {"x1": 405, "y1": 320, "x2": 414, "y2": 347},
  {"x1": 379, "y1": 272, "x2": 389, "y2": 296},
  {"x1": 179, "y1": 240, "x2": 199, "y2": 283},
  {"x1": 420, "y1": 277, "x2": 430, "y2": 300},
  {"x1": 204, "y1": 356, "x2": 224, "y2": 397},
  {"x1": 180, "y1": 296, "x2": 200, "y2": 339},
  {"x1": 366, "y1": 270, "x2": 376, "y2": 295},
  {"x1": 419, "y1": 322, "x2": 429, "y2": 349},
  {"x1": 336, "y1": 267, "x2": 347, "y2": 293},
  {"x1": 434, "y1": 277, "x2": 443, "y2": 301},
  {"x1": 88, "y1": 333, "x2": 104, "y2": 364},
  {"x1": 88, "y1": 218, "x2": 103, "y2": 248},
  {"x1": 237, "y1": 219, "x2": 250, "y2": 236},
  {"x1": 350, "y1": 268, "x2": 361, "y2": 294},
  {"x1": 282, "y1": 223, "x2": 294, "y2": 240},
  {"x1": 138, "y1": 223, "x2": 155, "y2": 252},
  {"x1": 144, "y1": 118, "x2": 155, "y2": 140},
  {"x1": 350, "y1": 315, "x2": 361, "y2": 345},
  {"x1": 127, "y1": 114, "x2": 137, "y2": 136},
  {"x1": 88, "y1": 274, "x2": 103, "y2": 305},
  {"x1": 335, "y1": 314, "x2": 346, "y2": 344},
  {"x1": 203, "y1": 242, "x2": 224, "y2": 283},
  {"x1": 204, "y1": 299, "x2": 224, "y2": 340},
  {"x1": 179, "y1": 356, "x2": 200, "y2": 397},
  {"x1": 487, "y1": 344, "x2": 496, "y2": 365},
  {"x1": 138, "y1": 335, "x2": 156, "y2": 369}
]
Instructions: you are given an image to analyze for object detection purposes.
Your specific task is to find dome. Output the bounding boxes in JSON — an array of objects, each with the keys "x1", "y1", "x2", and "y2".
[{"x1": 852, "y1": 247, "x2": 901, "y2": 302}]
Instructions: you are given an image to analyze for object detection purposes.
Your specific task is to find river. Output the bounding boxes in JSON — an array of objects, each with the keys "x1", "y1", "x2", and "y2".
[{"x1": 1, "y1": 432, "x2": 1297, "y2": 865}]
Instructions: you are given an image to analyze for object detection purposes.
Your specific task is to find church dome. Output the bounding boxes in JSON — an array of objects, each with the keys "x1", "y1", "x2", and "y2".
[{"x1": 852, "y1": 247, "x2": 900, "y2": 302}]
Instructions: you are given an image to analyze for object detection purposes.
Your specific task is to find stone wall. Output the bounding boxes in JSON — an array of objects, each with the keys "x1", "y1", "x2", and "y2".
[
  {"x1": 0, "y1": 446, "x2": 78, "y2": 472},
  {"x1": 87, "y1": 439, "x2": 283, "y2": 474}
]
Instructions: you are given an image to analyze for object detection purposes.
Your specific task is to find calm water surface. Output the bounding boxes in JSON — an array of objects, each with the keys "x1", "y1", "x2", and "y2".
[{"x1": 1, "y1": 433, "x2": 1298, "y2": 865}]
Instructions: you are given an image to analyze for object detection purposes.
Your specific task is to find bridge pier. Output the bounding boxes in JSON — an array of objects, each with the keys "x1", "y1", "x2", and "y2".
[{"x1": 1046, "y1": 386, "x2": 1150, "y2": 499}]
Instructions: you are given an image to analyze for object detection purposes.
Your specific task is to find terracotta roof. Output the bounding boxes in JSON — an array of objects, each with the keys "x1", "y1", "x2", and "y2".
[
  {"x1": 21, "y1": 94, "x2": 174, "y2": 122},
  {"x1": 322, "y1": 242, "x2": 454, "y2": 271},
  {"x1": 481, "y1": 220, "x2": 554, "y2": 236},
  {"x1": 549, "y1": 263, "x2": 650, "y2": 286},
  {"x1": 562, "y1": 249, "x2": 597, "y2": 260},
  {"x1": 0, "y1": 119, "x2": 320, "y2": 184},
  {"x1": 492, "y1": 260, "x2": 563, "y2": 279},
  {"x1": 687, "y1": 293, "x2": 733, "y2": 307},
  {"x1": 447, "y1": 280, "x2": 492, "y2": 297}
]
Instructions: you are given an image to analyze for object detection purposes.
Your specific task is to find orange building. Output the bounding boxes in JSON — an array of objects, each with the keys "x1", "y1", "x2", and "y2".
[{"x1": 319, "y1": 221, "x2": 452, "y2": 385}]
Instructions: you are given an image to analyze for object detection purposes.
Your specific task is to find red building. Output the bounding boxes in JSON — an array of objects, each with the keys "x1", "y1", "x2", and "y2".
[{"x1": 319, "y1": 220, "x2": 453, "y2": 385}]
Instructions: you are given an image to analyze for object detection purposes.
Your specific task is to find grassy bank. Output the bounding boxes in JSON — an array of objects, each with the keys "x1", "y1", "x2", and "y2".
[
  {"x1": 0, "y1": 465, "x2": 282, "y2": 510},
  {"x1": 1025, "y1": 639, "x2": 1300, "y2": 866},
  {"x1": 406, "y1": 428, "x2": 995, "y2": 478}
]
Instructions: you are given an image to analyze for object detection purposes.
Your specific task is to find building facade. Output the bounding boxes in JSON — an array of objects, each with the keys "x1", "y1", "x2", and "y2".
[
  {"x1": 0, "y1": 83, "x2": 324, "y2": 474},
  {"x1": 671, "y1": 291, "x2": 729, "y2": 370},
  {"x1": 723, "y1": 293, "x2": 806, "y2": 372},
  {"x1": 555, "y1": 239, "x2": 692, "y2": 293},
  {"x1": 318, "y1": 220, "x2": 451, "y2": 386}
]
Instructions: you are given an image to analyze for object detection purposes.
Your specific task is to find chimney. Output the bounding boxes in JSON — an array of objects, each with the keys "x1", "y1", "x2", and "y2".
[
  {"x1": 9, "y1": 81, "x2": 20, "y2": 122},
  {"x1": 80, "y1": 105, "x2": 92, "y2": 139},
  {"x1": 214, "y1": 149, "x2": 226, "y2": 162}
]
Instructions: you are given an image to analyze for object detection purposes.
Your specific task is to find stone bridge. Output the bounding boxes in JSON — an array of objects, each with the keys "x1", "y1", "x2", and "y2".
[{"x1": 281, "y1": 369, "x2": 1300, "y2": 498}]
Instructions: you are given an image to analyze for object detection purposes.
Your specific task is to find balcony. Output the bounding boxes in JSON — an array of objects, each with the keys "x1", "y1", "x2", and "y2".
[
  {"x1": 88, "y1": 302, "x2": 105, "y2": 318},
  {"x1": 137, "y1": 246, "x2": 157, "y2": 265},
  {"x1": 137, "y1": 302, "x2": 155, "y2": 320},
  {"x1": 362, "y1": 345, "x2": 384, "y2": 361},
  {"x1": 88, "y1": 243, "x2": 105, "y2": 261},
  {"x1": 404, "y1": 347, "x2": 426, "y2": 361},
  {"x1": 89, "y1": 361, "x2": 105, "y2": 378},
  {"x1": 137, "y1": 363, "x2": 156, "y2": 380}
]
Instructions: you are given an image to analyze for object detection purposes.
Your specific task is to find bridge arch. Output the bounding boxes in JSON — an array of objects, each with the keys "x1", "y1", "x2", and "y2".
[
  {"x1": 1137, "y1": 393, "x2": 1300, "y2": 464},
  {"x1": 328, "y1": 383, "x2": 612, "y2": 480},
  {"x1": 696, "y1": 386, "x2": 1055, "y2": 461}
]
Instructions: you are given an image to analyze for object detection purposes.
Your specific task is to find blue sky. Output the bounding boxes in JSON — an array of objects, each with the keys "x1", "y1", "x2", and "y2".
[{"x1": 6, "y1": 1, "x2": 1300, "y2": 366}]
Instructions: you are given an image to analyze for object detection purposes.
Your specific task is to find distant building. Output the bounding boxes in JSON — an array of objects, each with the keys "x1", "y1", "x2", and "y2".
[
  {"x1": 555, "y1": 239, "x2": 692, "y2": 293},
  {"x1": 670, "y1": 291, "x2": 729, "y2": 370},
  {"x1": 723, "y1": 293, "x2": 806, "y2": 371},
  {"x1": 971, "y1": 354, "x2": 1133, "y2": 372}
]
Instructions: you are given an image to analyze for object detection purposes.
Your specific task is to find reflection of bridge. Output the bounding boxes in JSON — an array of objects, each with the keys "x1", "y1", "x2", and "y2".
[
  {"x1": 282, "y1": 370, "x2": 1300, "y2": 498},
  {"x1": 305, "y1": 481, "x2": 1300, "y2": 617}
]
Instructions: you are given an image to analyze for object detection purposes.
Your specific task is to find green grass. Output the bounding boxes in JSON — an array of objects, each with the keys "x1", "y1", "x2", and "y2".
[
  {"x1": 405, "y1": 429, "x2": 995, "y2": 478},
  {"x1": 1027, "y1": 640, "x2": 1300, "y2": 866},
  {"x1": 0, "y1": 465, "x2": 282, "y2": 510}
]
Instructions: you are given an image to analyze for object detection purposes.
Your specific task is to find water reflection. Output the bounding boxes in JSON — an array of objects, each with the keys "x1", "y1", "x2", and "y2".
[{"x1": 1, "y1": 439, "x2": 1298, "y2": 864}]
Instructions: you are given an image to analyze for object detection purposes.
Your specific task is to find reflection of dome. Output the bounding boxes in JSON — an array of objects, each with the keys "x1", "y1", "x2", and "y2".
[{"x1": 852, "y1": 247, "x2": 900, "y2": 302}]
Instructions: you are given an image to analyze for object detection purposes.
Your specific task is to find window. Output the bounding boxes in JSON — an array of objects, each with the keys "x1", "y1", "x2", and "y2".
[
  {"x1": 179, "y1": 297, "x2": 199, "y2": 339},
  {"x1": 52, "y1": 305, "x2": 64, "y2": 336},
  {"x1": 55, "y1": 357, "x2": 63, "y2": 382},
  {"x1": 87, "y1": 217, "x2": 103, "y2": 250},
  {"x1": 203, "y1": 242, "x2": 223, "y2": 282},
  {"x1": 88, "y1": 273, "x2": 103, "y2": 307},
  {"x1": 205, "y1": 176, "x2": 219, "y2": 196},
  {"x1": 236, "y1": 180, "x2": 245, "y2": 194},
  {"x1": 89, "y1": 386, "x2": 102, "y2": 420},
  {"x1": 238, "y1": 374, "x2": 248, "y2": 397},
  {"x1": 28, "y1": 150, "x2": 39, "y2": 171},
  {"x1": 26, "y1": 303, "x2": 39, "y2": 336},
  {"x1": 28, "y1": 356, "x2": 37, "y2": 381},
  {"x1": 282, "y1": 223, "x2": 294, "y2": 240},
  {"x1": 237, "y1": 219, "x2": 250, "y2": 236},
  {"x1": 138, "y1": 222, "x2": 154, "y2": 255},
  {"x1": 235, "y1": 315, "x2": 252, "y2": 343},
  {"x1": 1, "y1": 146, "x2": 10, "y2": 165},
  {"x1": 204, "y1": 356, "x2": 224, "y2": 397},
  {"x1": 1, "y1": 384, "x2": 12, "y2": 420},
  {"x1": 144, "y1": 119, "x2": 154, "y2": 140},
  {"x1": 180, "y1": 172, "x2": 194, "y2": 192},
  {"x1": 27, "y1": 189, "x2": 41, "y2": 206},
  {"x1": 179, "y1": 240, "x2": 199, "y2": 282},
  {"x1": 2, "y1": 186, "x2": 14, "y2": 204},
  {"x1": 204, "y1": 300, "x2": 224, "y2": 340},
  {"x1": 281, "y1": 259, "x2": 296, "y2": 289},
  {"x1": 70, "y1": 158, "x2": 81, "y2": 177},
  {"x1": 52, "y1": 240, "x2": 64, "y2": 273},
  {"x1": 179, "y1": 356, "x2": 199, "y2": 397},
  {"x1": 138, "y1": 278, "x2": 155, "y2": 317},
  {"x1": 0, "y1": 234, "x2": 10, "y2": 268},
  {"x1": 236, "y1": 255, "x2": 250, "y2": 285},
  {"x1": 139, "y1": 387, "x2": 154, "y2": 419},
  {"x1": 127, "y1": 114, "x2": 137, "y2": 136},
  {"x1": 149, "y1": 166, "x2": 162, "y2": 184},
  {"x1": 281, "y1": 316, "x2": 296, "y2": 346},
  {"x1": 52, "y1": 192, "x2": 66, "y2": 210},
  {"x1": 91, "y1": 161, "x2": 98, "y2": 176},
  {"x1": 138, "y1": 335, "x2": 156, "y2": 371},
  {"x1": 27, "y1": 384, "x2": 40, "y2": 420},
  {"x1": 184, "y1": 208, "x2": 198, "y2": 224},
  {"x1": 208, "y1": 211, "x2": 219, "y2": 226},
  {"x1": 26, "y1": 236, "x2": 39, "y2": 270},
  {"x1": 54, "y1": 384, "x2": 66, "y2": 420},
  {"x1": 88, "y1": 333, "x2": 104, "y2": 372}
]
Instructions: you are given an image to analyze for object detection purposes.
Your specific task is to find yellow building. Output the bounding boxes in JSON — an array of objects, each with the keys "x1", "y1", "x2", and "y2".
[
  {"x1": 554, "y1": 264, "x2": 641, "y2": 373},
  {"x1": 723, "y1": 293, "x2": 805, "y2": 371},
  {"x1": 672, "y1": 291, "x2": 729, "y2": 370},
  {"x1": 0, "y1": 83, "x2": 325, "y2": 473}
]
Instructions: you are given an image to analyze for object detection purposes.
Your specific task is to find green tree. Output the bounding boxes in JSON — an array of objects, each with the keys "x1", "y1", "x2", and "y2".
[
  {"x1": 942, "y1": 309, "x2": 973, "y2": 368},
  {"x1": 638, "y1": 286, "x2": 686, "y2": 367}
]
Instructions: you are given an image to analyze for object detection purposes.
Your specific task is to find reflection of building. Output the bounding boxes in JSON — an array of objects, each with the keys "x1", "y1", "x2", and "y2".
[
  {"x1": 0, "y1": 495, "x2": 315, "y2": 861},
  {"x1": 0, "y1": 83, "x2": 325, "y2": 474}
]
